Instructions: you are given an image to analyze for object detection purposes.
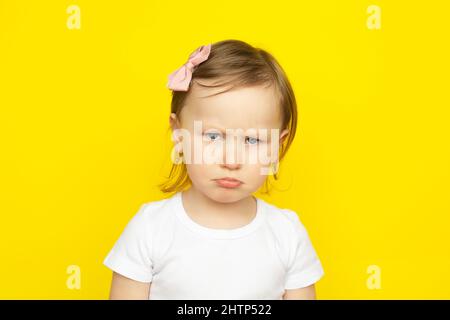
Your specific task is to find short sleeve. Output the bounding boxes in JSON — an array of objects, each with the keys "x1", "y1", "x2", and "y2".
[
  {"x1": 283, "y1": 210, "x2": 325, "y2": 289},
  {"x1": 103, "y1": 204, "x2": 153, "y2": 283}
]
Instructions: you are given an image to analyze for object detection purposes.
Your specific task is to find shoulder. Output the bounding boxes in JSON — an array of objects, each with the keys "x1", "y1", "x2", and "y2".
[
  {"x1": 258, "y1": 199, "x2": 316, "y2": 270},
  {"x1": 122, "y1": 195, "x2": 176, "y2": 235},
  {"x1": 136, "y1": 196, "x2": 173, "y2": 220},
  {"x1": 259, "y1": 198, "x2": 307, "y2": 237}
]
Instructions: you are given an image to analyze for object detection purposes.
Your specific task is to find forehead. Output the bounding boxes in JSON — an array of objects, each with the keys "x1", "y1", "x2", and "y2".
[{"x1": 181, "y1": 82, "x2": 282, "y2": 130}]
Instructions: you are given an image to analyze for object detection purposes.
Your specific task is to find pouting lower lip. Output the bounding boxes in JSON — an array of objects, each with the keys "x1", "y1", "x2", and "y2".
[{"x1": 215, "y1": 179, "x2": 242, "y2": 188}]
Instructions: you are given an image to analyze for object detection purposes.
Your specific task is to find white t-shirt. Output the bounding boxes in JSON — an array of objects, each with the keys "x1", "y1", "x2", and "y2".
[{"x1": 103, "y1": 191, "x2": 324, "y2": 300}]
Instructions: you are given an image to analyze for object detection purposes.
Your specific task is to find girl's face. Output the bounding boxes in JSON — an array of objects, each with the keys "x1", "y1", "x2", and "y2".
[{"x1": 170, "y1": 81, "x2": 289, "y2": 203}]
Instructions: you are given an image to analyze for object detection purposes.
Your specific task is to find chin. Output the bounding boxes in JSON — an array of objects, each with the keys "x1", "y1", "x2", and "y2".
[{"x1": 206, "y1": 187, "x2": 247, "y2": 203}]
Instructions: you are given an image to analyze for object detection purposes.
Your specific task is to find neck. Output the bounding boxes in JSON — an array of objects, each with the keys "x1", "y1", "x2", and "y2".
[{"x1": 181, "y1": 187, "x2": 257, "y2": 228}]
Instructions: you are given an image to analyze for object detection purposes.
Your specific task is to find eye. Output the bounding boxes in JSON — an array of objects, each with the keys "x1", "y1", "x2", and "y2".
[
  {"x1": 245, "y1": 136, "x2": 260, "y2": 145},
  {"x1": 204, "y1": 132, "x2": 222, "y2": 142}
]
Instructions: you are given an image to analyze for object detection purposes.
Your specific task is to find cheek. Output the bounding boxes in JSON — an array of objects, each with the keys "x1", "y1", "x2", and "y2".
[
  {"x1": 185, "y1": 163, "x2": 204, "y2": 182},
  {"x1": 245, "y1": 165, "x2": 270, "y2": 184},
  {"x1": 245, "y1": 142, "x2": 278, "y2": 165},
  {"x1": 202, "y1": 142, "x2": 225, "y2": 164},
  {"x1": 183, "y1": 133, "x2": 224, "y2": 164},
  {"x1": 185, "y1": 162, "x2": 219, "y2": 186}
]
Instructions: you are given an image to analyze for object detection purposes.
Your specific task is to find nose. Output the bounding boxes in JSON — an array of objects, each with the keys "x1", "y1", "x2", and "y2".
[
  {"x1": 220, "y1": 161, "x2": 241, "y2": 170},
  {"x1": 220, "y1": 136, "x2": 243, "y2": 170}
]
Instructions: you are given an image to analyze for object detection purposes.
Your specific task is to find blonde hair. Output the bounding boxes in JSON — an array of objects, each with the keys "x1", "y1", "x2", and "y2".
[{"x1": 158, "y1": 40, "x2": 298, "y2": 195}]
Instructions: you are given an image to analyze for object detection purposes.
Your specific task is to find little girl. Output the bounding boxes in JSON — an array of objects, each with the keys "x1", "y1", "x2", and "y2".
[{"x1": 103, "y1": 40, "x2": 324, "y2": 300}]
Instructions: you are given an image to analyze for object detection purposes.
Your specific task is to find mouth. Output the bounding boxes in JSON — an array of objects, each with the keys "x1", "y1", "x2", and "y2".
[{"x1": 213, "y1": 177, "x2": 243, "y2": 189}]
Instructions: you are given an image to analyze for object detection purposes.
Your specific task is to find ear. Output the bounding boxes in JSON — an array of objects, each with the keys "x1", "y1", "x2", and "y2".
[
  {"x1": 169, "y1": 113, "x2": 180, "y2": 131},
  {"x1": 279, "y1": 129, "x2": 289, "y2": 144},
  {"x1": 169, "y1": 113, "x2": 184, "y2": 154}
]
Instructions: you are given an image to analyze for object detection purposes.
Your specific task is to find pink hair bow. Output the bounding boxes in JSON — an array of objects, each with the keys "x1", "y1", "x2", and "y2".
[{"x1": 167, "y1": 44, "x2": 212, "y2": 91}]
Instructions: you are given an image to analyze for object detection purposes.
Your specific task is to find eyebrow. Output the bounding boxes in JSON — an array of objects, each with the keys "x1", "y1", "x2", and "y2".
[
  {"x1": 201, "y1": 123, "x2": 228, "y2": 132},
  {"x1": 202, "y1": 122, "x2": 272, "y2": 131},
  {"x1": 202, "y1": 123, "x2": 260, "y2": 133},
  {"x1": 202, "y1": 124, "x2": 272, "y2": 138}
]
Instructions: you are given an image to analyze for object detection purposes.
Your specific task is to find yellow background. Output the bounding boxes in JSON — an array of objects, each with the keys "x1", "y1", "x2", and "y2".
[{"x1": 1, "y1": 0, "x2": 449, "y2": 299}]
